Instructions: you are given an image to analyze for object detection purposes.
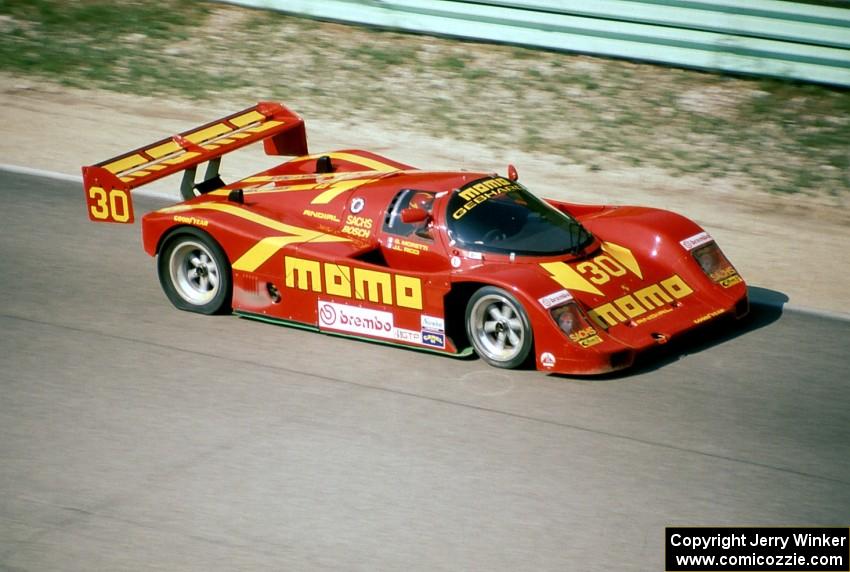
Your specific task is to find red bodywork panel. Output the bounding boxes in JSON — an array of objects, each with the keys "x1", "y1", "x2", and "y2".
[{"x1": 87, "y1": 102, "x2": 748, "y2": 375}]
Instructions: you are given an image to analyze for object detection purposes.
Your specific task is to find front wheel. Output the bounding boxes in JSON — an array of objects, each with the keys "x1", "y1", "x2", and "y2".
[
  {"x1": 465, "y1": 286, "x2": 533, "y2": 369},
  {"x1": 158, "y1": 228, "x2": 232, "y2": 315}
]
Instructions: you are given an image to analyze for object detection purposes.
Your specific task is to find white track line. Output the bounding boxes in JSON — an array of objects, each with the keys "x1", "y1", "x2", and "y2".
[
  {"x1": 2, "y1": 163, "x2": 847, "y2": 322},
  {"x1": 0, "y1": 163, "x2": 177, "y2": 200}
]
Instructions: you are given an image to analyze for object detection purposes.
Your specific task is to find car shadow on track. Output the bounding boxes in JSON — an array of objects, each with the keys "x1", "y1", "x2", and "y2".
[{"x1": 551, "y1": 286, "x2": 789, "y2": 380}]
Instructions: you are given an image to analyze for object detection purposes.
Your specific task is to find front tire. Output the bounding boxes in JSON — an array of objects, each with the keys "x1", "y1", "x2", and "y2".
[
  {"x1": 465, "y1": 286, "x2": 533, "y2": 369},
  {"x1": 158, "y1": 228, "x2": 232, "y2": 315}
]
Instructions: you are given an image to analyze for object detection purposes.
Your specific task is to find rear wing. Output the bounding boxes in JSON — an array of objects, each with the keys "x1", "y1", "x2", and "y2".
[{"x1": 82, "y1": 101, "x2": 307, "y2": 223}]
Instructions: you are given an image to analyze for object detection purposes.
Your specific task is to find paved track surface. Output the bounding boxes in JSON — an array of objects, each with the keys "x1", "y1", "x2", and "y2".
[{"x1": 2, "y1": 170, "x2": 848, "y2": 571}]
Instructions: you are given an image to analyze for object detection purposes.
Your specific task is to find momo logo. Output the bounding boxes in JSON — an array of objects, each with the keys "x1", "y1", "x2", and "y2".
[
  {"x1": 587, "y1": 274, "x2": 694, "y2": 328},
  {"x1": 286, "y1": 256, "x2": 422, "y2": 310},
  {"x1": 317, "y1": 301, "x2": 395, "y2": 339}
]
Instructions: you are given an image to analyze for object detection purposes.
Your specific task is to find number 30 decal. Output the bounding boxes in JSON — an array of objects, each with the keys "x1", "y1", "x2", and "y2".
[{"x1": 87, "y1": 186, "x2": 132, "y2": 223}]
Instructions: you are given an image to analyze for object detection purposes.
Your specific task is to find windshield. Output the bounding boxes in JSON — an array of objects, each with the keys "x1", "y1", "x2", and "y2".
[{"x1": 446, "y1": 177, "x2": 592, "y2": 256}]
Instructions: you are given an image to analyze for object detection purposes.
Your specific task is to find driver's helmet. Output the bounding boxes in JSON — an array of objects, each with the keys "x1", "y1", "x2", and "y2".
[{"x1": 410, "y1": 191, "x2": 434, "y2": 213}]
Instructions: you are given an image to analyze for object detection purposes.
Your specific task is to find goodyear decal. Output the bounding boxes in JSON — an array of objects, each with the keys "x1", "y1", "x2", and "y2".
[
  {"x1": 693, "y1": 309, "x2": 724, "y2": 324},
  {"x1": 286, "y1": 256, "x2": 423, "y2": 310},
  {"x1": 173, "y1": 214, "x2": 209, "y2": 227}
]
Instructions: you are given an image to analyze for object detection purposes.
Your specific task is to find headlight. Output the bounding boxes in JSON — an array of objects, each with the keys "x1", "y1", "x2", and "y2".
[
  {"x1": 551, "y1": 302, "x2": 582, "y2": 335},
  {"x1": 693, "y1": 242, "x2": 739, "y2": 284},
  {"x1": 550, "y1": 302, "x2": 605, "y2": 347}
]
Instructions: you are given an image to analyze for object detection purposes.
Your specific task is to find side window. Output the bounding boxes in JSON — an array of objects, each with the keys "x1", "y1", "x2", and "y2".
[{"x1": 383, "y1": 189, "x2": 436, "y2": 240}]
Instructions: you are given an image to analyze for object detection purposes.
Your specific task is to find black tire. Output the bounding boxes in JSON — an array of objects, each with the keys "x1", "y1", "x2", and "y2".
[
  {"x1": 157, "y1": 228, "x2": 232, "y2": 315},
  {"x1": 465, "y1": 286, "x2": 533, "y2": 369}
]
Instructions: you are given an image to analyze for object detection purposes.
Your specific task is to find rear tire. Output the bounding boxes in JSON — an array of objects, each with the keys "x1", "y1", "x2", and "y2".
[
  {"x1": 465, "y1": 286, "x2": 533, "y2": 369},
  {"x1": 158, "y1": 228, "x2": 232, "y2": 315}
]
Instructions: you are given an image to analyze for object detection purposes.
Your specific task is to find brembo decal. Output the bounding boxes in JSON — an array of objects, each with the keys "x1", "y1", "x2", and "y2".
[
  {"x1": 538, "y1": 289, "x2": 573, "y2": 309},
  {"x1": 318, "y1": 301, "x2": 394, "y2": 339},
  {"x1": 680, "y1": 231, "x2": 712, "y2": 251}
]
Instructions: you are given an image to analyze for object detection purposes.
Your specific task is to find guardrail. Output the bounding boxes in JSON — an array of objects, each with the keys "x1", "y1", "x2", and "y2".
[{"x1": 226, "y1": 0, "x2": 850, "y2": 86}]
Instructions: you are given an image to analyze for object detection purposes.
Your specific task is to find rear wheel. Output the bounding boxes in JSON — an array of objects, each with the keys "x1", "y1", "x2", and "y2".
[
  {"x1": 158, "y1": 229, "x2": 232, "y2": 315},
  {"x1": 465, "y1": 286, "x2": 533, "y2": 369}
]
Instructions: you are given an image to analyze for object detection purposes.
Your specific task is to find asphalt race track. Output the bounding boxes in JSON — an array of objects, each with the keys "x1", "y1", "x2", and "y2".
[{"x1": 2, "y1": 169, "x2": 849, "y2": 571}]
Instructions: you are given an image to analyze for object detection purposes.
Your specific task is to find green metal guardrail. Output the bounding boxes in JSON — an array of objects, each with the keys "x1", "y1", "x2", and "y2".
[{"x1": 226, "y1": 0, "x2": 850, "y2": 86}]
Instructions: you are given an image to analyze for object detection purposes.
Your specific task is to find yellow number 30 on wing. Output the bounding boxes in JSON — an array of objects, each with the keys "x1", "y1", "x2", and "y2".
[{"x1": 86, "y1": 186, "x2": 133, "y2": 223}]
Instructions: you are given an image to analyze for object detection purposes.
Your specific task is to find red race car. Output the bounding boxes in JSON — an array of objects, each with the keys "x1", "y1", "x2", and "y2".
[{"x1": 82, "y1": 102, "x2": 748, "y2": 375}]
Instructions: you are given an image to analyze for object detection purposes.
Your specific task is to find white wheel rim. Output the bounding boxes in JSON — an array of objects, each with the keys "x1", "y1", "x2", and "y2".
[
  {"x1": 168, "y1": 240, "x2": 220, "y2": 305},
  {"x1": 470, "y1": 294, "x2": 525, "y2": 363}
]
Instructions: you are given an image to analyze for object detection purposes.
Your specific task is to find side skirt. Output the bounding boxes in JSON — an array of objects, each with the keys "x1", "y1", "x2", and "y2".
[{"x1": 235, "y1": 311, "x2": 474, "y2": 359}]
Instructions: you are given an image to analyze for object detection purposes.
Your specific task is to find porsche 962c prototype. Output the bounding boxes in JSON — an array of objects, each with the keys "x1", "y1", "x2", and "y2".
[{"x1": 82, "y1": 102, "x2": 749, "y2": 374}]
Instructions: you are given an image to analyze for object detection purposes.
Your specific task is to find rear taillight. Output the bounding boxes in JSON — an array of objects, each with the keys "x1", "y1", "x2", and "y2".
[{"x1": 693, "y1": 242, "x2": 742, "y2": 287}]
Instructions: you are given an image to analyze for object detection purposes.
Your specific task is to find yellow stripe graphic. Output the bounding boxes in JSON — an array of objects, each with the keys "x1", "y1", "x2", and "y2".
[
  {"x1": 230, "y1": 110, "x2": 265, "y2": 127},
  {"x1": 160, "y1": 202, "x2": 350, "y2": 272},
  {"x1": 601, "y1": 241, "x2": 643, "y2": 279},
  {"x1": 540, "y1": 261, "x2": 603, "y2": 296},
  {"x1": 104, "y1": 154, "x2": 147, "y2": 174},
  {"x1": 147, "y1": 141, "x2": 182, "y2": 159},
  {"x1": 302, "y1": 152, "x2": 398, "y2": 173},
  {"x1": 186, "y1": 123, "x2": 231, "y2": 144}
]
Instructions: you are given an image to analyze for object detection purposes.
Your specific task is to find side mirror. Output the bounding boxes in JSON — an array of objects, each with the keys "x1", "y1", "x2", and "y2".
[{"x1": 401, "y1": 207, "x2": 429, "y2": 223}]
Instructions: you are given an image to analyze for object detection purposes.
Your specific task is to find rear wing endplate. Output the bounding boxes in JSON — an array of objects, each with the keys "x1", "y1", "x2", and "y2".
[{"x1": 82, "y1": 101, "x2": 307, "y2": 223}]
